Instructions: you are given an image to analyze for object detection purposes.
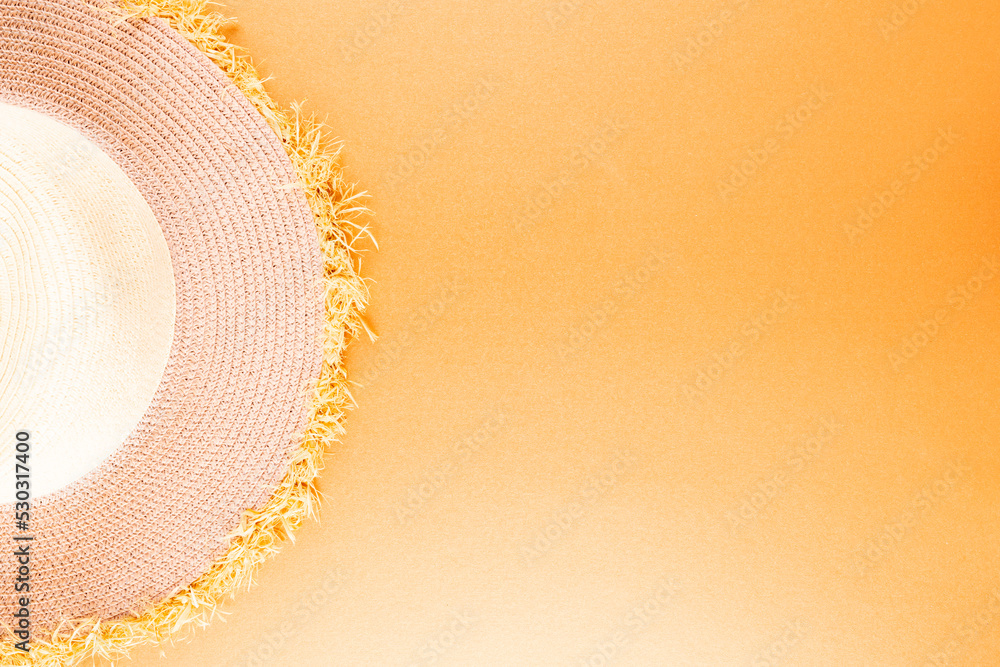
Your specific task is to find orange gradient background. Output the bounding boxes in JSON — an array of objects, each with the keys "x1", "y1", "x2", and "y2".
[{"x1": 112, "y1": 0, "x2": 1000, "y2": 665}]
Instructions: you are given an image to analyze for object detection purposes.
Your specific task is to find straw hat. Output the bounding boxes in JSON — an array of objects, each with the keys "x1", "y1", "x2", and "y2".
[{"x1": 0, "y1": 0, "x2": 368, "y2": 663}]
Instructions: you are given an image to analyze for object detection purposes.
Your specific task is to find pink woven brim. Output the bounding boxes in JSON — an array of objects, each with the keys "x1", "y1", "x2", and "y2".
[{"x1": 0, "y1": 0, "x2": 324, "y2": 627}]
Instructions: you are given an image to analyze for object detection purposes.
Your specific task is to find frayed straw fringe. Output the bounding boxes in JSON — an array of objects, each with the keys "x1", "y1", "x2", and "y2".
[{"x1": 0, "y1": 1, "x2": 372, "y2": 664}]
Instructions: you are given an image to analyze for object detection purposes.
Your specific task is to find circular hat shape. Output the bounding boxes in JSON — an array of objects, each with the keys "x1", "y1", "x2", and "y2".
[{"x1": 0, "y1": 0, "x2": 337, "y2": 637}]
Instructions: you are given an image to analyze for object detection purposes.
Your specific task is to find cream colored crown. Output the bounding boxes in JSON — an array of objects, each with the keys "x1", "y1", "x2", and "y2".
[{"x1": 0, "y1": 101, "x2": 175, "y2": 503}]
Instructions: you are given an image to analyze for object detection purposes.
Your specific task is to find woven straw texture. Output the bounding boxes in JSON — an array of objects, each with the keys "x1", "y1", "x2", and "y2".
[{"x1": 0, "y1": 0, "x2": 368, "y2": 663}]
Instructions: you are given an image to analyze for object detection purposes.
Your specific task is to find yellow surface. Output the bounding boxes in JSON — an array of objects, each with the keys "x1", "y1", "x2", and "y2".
[{"x1": 116, "y1": 0, "x2": 999, "y2": 665}]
